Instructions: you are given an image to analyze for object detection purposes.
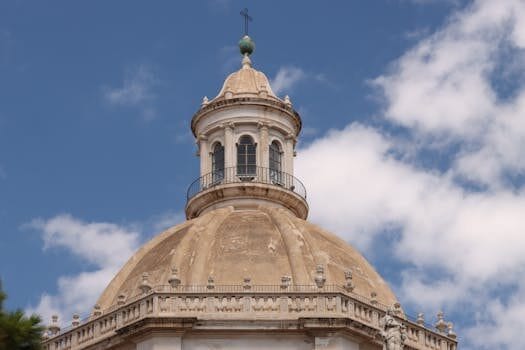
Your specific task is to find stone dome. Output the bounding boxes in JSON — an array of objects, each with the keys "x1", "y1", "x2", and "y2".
[
  {"x1": 96, "y1": 205, "x2": 399, "y2": 311},
  {"x1": 212, "y1": 55, "x2": 280, "y2": 102}
]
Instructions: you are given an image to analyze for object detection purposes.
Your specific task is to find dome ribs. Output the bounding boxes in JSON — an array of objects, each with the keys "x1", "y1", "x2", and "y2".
[
  {"x1": 283, "y1": 208, "x2": 330, "y2": 284},
  {"x1": 260, "y1": 206, "x2": 311, "y2": 285},
  {"x1": 94, "y1": 221, "x2": 193, "y2": 311},
  {"x1": 182, "y1": 207, "x2": 234, "y2": 285},
  {"x1": 95, "y1": 206, "x2": 401, "y2": 313}
]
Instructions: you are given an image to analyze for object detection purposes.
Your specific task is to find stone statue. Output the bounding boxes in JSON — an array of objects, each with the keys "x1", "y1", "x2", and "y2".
[{"x1": 379, "y1": 308, "x2": 407, "y2": 350}]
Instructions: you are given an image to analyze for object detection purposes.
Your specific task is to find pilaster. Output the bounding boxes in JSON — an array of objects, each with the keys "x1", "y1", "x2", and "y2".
[
  {"x1": 198, "y1": 134, "x2": 209, "y2": 176},
  {"x1": 258, "y1": 122, "x2": 270, "y2": 168},
  {"x1": 223, "y1": 123, "x2": 235, "y2": 169},
  {"x1": 284, "y1": 134, "x2": 295, "y2": 175}
]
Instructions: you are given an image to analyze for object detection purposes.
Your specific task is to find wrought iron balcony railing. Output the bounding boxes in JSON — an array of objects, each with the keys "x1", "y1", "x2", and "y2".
[{"x1": 186, "y1": 166, "x2": 307, "y2": 201}]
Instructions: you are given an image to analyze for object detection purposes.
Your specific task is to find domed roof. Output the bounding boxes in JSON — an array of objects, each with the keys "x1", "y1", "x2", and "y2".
[
  {"x1": 96, "y1": 206, "x2": 399, "y2": 310},
  {"x1": 212, "y1": 55, "x2": 280, "y2": 102}
]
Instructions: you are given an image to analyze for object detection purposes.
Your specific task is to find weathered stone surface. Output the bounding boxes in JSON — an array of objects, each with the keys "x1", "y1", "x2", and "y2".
[{"x1": 96, "y1": 205, "x2": 399, "y2": 311}]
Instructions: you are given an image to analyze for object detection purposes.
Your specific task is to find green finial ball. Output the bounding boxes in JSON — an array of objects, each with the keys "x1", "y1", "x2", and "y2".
[{"x1": 239, "y1": 35, "x2": 255, "y2": 56}]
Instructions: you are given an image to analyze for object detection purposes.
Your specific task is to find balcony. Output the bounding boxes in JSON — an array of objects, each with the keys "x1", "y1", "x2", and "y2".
[{"x1": 185, "y1": 166, "x2": 308, "y2": 219}]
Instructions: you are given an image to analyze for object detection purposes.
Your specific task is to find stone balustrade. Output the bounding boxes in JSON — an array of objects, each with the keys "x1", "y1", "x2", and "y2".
[{"x1": 43, "y1": 285, "x2": 457, "y2": 350}]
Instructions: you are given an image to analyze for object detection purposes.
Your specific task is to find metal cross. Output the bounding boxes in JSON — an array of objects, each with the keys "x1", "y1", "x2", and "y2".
[{"x1": 240, "y1": 8, "x2": 253, "y2": 35}]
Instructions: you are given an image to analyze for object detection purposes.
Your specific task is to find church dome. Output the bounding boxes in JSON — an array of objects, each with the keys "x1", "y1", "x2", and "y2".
[{"x1": 96, "y1": 205, "x2": 399, "y2": 311}]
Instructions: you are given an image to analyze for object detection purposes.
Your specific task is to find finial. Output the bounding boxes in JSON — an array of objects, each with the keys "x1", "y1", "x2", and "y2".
[
  {"x1": 344, "y1": 269, "x2": 354, "y2": 292},
  {"x1": 72, "y1": 314, "x2": 80, "y2": 327},
  {"x1": 92, "y1": 304, "x2": 102, "y2": 317},
  {"x1": 280, "y1": 275, "x2": 291, "y2": 289},
  {"x1": 243, "y1": 276, "x2": 252, "y2": 290},
  {"x1": 139, "y1": 272, "x2": 152, "y2": 294},
  {"x1": 284, "y1": 95, "x2": 292, "y2": 107},
  {"x1": 394, "y1": 302, "x2": 402, "y2": 315},
  {"x1": 314, "y1": 265, "x2": 326, "y2": 288},
  {"x1": 447, "y1": 322, "x2": 457, "y2": 339},
  {"x1": 207, "y1": 275, "x2": 215, "y2": 289},
  {"x1": 239, "y1": 35, "x2": 255, "y2": 57},
  {"x1": 370, "y1": 291, "x2": 378, "y2": 305},
  {"x1": 201, "y1": 96, "x2": 209, "y2": 107},
  {"x1": 435, "y1": 311, "x2": 448, "y2": 333},
  {"x1": 48, "y1": 314, "x2": 60, "y2": 335},
  {"x1": 168, "y1": 267, "x2": 181, "y2": 288},
  {"x1": 416, "y1": 312, "x2": 425, "y2": 325},
  {"x1": 117, "y1": 293, "x2": 126, "y2": 305}
]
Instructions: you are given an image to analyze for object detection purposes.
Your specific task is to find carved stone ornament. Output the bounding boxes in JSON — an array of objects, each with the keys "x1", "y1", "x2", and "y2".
[
  {"x1": 168, "y1": 267, "x2": 181, "y2": 288},
  {"x1": 314, "y1": 265, "x2": 326, "y2": 288},
  {"x1": 344, "y1": 269, "x2": 355, "y2": 292},
  {"x1": 379, "y1": 308, "x2": 407, "y2": 350},
  {"x1": 139, "y1": 272, "x2": 152, "y2": 294}
]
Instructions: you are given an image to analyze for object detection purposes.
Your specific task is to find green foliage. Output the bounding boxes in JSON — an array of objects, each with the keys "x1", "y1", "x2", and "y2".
[{"x1": 0, "y1": 281, "x2": 44, "y2": 350}]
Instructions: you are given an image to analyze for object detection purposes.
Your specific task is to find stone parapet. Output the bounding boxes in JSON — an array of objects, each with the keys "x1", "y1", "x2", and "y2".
[{"x1": 43, "y1": 285, "x2": 457, "y2": 350}]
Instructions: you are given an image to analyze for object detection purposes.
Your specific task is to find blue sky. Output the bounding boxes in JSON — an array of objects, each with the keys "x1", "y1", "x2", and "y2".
[{"x1": 2, "y1": 1, "x2": 525, "y2": 349}]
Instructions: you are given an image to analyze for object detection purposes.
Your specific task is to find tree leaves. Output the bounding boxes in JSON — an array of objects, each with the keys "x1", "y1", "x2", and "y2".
[{"x1": 0, "y1": 281, "x2": 44, "y2": 350}]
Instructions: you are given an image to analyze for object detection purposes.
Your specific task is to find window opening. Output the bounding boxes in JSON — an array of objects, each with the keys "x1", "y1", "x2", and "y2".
[{"x1": 237, "y1": 135, "x2": 256, "y2": 177}]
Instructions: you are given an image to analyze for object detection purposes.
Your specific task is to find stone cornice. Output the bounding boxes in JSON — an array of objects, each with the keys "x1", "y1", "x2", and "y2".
[
  {"x1": 191, "y1": 97, "x2": 302, "y2": 138},
  {"x1": 185, "y1": 181, "x2": 309, "y2": 219}
]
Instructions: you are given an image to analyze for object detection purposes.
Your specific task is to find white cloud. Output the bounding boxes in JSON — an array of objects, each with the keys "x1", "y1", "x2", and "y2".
[
  {"x1": 297, "y1": 0, "x2": 525, "y2": 348},
  {"x1": 149, "y1": 210, "x2": 185, "y2": 232},
  {"x1": 373, "y1": 0, "x2": 525, "y2": 188},
  {"x1": 25, "y1": 211, "x2": 185, "y2": 326},
  {"x1": 465, "y1": 286, "x2": 525, "y2": 349},
  {"x1": 270, "y1": 66, "x2": 334, "y2": 97},
  {"x1": 297, "y1": 124, "x2": 525, "y2": 349},
  {"x1": 25, "y1": 215, "x2": 140, "y2": 324},
  {"x1": 270, "y1": 66, "x2": 306, "y2": 96},
  {"x1": 103, "y1": 64, "x2": 158, "y2": 120}
]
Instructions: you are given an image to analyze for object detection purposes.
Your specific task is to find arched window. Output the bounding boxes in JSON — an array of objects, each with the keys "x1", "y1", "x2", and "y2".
[
  {"x1": 269, "y1": 141, "x2": 282, "y2": 183},
  {"x1": 212, "y1": 143, "x2": 224, "y2": 182},
  {"x1": 237, "y1": 135, "x2": 256, "y2": 175}
]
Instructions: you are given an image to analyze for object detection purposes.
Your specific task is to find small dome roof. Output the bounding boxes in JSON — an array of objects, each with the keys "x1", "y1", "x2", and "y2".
[
  {"x1": 212, "y1": 55, "x2": 280, "y2": 102},
  {"x1": 96, "y1": 206, "x2": 399, "y2": 310}
]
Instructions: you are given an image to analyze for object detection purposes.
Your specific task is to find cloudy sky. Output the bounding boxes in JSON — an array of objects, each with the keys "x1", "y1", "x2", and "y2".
[{"x1": 1, "y1": 1, "x2": 524, "y2": 349}]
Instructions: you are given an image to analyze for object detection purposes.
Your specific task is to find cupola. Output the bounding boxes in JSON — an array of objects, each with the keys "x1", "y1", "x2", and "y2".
[{"x1": 186, "y1": 36, "x2": 308, "y2": 219}]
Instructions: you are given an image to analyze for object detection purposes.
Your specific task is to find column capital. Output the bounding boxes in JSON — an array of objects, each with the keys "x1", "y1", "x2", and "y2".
[
  {"x1": 257, "y1": 121, "x2": 270, "y2": 130},
  {"x1": 285, "y1": 133, "x2": 296, "y2": 141},
  {"x1": 222, "y1": 122, "x2": 235, "y2": 130}
]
